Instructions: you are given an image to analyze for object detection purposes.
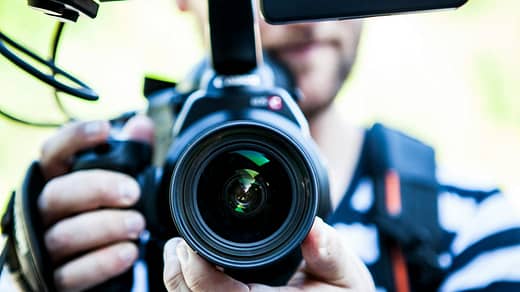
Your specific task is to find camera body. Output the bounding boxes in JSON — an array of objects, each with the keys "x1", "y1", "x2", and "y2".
[
  {"x1": 162, "y1": 66, "x2": 331, "y2": 282},
  {"x1": 73, "y1": 61, "x2": 331, "y2": 285}
]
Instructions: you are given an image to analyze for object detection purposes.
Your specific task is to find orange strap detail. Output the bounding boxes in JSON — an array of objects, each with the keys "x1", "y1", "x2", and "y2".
[
  {"x1": 385, "y1": 170, "x2": 410, "y2": 292},
  {"x1": 385, "y1": 170, "x2": 402, "y2": 216},
  {"x1": 390, "y1": 247, "x2": 411, "y2": 292}
]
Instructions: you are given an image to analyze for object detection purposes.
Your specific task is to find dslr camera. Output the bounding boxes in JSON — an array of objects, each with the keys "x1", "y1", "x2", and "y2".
[{"x1": 0, "y1": 0, "x2": 467, "y2": 290}]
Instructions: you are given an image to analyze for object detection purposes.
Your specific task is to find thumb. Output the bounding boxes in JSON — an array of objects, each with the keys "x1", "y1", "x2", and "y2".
[
  {"x1": 301, "y1": 217, "x2": 375, "y2": 290},
  {"x1": 118, "y1": 115, "x2": 155, "y2": 144}
]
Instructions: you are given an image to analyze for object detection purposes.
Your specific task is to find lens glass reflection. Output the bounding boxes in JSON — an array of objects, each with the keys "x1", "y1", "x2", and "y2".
[{"x1": 197, "y1": 149, "x2": 292, "y2": 243}]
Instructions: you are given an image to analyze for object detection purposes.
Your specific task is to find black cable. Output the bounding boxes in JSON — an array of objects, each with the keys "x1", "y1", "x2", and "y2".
[
  {"x1": 0, "y1": 25, "x2": 67, "y2": 127},
  {"x1": 49, "y1": 21, "x2": 75, "y2": 121},
  {"x1": 0, "y1": 29, "x2": 98, "y2": 101},
  {"x1": 50, "y1": 22, "x2": 64, "y2": 62},
  {"x1": 0, "y1": 108, "x2": 62, "y2": 128},
  {"x1": 0, "y1": 22, "x2": 98, "y2": 127}
]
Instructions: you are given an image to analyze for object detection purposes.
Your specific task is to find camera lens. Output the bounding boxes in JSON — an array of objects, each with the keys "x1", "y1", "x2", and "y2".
[
  {"x1": 171, "y1": 122, "x2": 325, "y2": 273},
  {"x1": 223, "y1": 168, "x2": 266, "y2": 217},
  {"x1": 197, "y1": 149, "x2": 292, "y2": 243}
]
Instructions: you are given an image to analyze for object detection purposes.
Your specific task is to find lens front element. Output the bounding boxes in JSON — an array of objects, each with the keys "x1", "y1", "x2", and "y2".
[
  {"x1": 198, "y1": 149, "x2": 292, "y2": 243},
  {"x1": 171, "y1": 123, "x2": 323, "y2": 271},
  {"x1": 224, "y1": 168, "x2": 266, "y2": 217}
]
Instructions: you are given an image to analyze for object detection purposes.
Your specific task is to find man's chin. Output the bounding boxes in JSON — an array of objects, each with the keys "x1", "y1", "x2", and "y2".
[{"x1": 299, "y1": 98, "x2": 335, "y2": 121}]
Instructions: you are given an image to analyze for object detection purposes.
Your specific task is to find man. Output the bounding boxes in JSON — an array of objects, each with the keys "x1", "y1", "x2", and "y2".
[{"x1": 18, "y1": 0, "x2": 520, "y2": 291}]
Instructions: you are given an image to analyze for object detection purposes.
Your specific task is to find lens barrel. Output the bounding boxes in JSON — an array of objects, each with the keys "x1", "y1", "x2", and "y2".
[
  {"x1": 198, "y1": 146, "x2": 294, "y2": 244},
  {"x1": 170, "y1": 121, "x2": 322, "y2": 283}
]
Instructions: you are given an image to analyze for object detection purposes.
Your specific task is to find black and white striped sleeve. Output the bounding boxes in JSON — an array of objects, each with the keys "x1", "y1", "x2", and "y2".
[{"x1": 439, "y1": 191, "x2": 520, "y2": 292}]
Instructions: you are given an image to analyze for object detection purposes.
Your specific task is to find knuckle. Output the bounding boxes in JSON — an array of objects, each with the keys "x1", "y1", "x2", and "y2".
[
  {"x1": 67, "y1": 121, "x2": 88, "y2": 140},
  {"x1": 41, "y1": 122, "x2": 80, "y2": 157},
  {"x1": 186, "y1": 273, "x2": 207, "y2": 292},
  {"x1": 90, "y1": 173, "x2": 112, "y2": 194},
  {"x1": 164, "y1": 272, "x2": 186, "y2": 291},
  {"x1": 88, "y1": 171, "x2": 135, "y2": 201},
  {"x1": 98, "y1": 210, "x2": 145, "y2": 239},
  {"x1": 40, "y1": 139, "x2": 53, "y2": 160},
  {"x1": 45, "y1": 224, "x2": 70, "y2": 253},
  {"x1": 188, "y1": 277, "x2": 206, "y2": 292},
  {"x1": 83, "y1": 171, "x2": 121, "y2": 202},
  {"x1": 121, "y1": 210, "x2": 145, "y2": 231},
  {"x1": 110, "y1": 243, "x2": 138, "y2": 271}
]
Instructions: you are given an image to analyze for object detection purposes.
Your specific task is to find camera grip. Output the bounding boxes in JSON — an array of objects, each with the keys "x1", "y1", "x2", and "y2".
[
  {"x1": 71, "y1": 140, "x2": 152, "y2": 291},
  {"x1": 72, "y1": 139, "x2": 152, "y2": 176}
]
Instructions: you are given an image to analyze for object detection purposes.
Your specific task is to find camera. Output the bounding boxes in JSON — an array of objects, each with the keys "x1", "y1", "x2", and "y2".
[
  {"x1": 67, "y1": 0, "x2": 331, "y2": 286},
  {"x1": 73, "y1": 55, "x2": 331, "y2": 285},
  {"x1": 0, "y1": 0, "x2": 469, "y2": 290}
]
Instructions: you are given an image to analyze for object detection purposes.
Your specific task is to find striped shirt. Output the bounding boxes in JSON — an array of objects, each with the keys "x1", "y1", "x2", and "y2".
[
  {"x1": 328, "y1": 165, "x2": 520, "y2": 292},
  {"x1": 127, "y1": 127, "x2": 520, "y2": 292}
]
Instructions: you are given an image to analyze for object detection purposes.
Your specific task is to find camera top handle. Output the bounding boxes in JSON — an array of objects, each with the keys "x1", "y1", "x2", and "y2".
[{"x1": 208, "y1": 0, "x2": 260, "y2": 75}]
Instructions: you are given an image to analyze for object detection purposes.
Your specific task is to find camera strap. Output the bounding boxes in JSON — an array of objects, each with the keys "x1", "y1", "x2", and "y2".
[
  {"x1": 0, "y1": 193, "x2": 14, "y2": 277},
  {"x1": 0, "y1": 162, "x2": 56, "y2": 291},
  {"x1": 365, "y1": 124, "x2": 445, "y2": 292}
]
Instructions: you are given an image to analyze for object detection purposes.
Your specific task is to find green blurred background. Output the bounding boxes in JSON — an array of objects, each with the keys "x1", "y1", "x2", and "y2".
[{"x1": 0, "y1": 0, "x2": 519, "y2": 208}]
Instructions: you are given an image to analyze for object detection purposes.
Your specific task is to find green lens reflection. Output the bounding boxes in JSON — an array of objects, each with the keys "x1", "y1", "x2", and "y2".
[
  {"x1": 226, "y1": 168, "x2": 265, "y2": 216},
  {"x1": 198, "y1": 147, "x2": 292, "y2": 243},
  {"x1": 233, "y1": 150, "x2": 270, "y2": 167}
]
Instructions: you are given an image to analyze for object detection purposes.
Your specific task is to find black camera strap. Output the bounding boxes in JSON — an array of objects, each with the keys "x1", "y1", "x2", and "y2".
[
  {"x1": 365, "y1": 124, "x2": 445, "y2": 292},
  {"x1": 0, "y1": 193, "x2": 14, "y2": 277},
  {"x1": 0, "y1": 162, "x2": 55, "y2": 291}
]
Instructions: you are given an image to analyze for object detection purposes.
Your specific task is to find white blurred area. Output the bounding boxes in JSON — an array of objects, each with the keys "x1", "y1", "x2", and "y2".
[
  {"x1": 336, "y1": 1, "x2": 520, "y2": 208},
  {"x1": 0, "y1": 0, "x2": 519, "y2": 208}
]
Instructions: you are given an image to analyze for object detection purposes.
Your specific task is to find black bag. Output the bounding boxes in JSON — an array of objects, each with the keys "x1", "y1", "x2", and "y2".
[{"x1": 366, "y1": 124, "x2": 445, "y2": 292}]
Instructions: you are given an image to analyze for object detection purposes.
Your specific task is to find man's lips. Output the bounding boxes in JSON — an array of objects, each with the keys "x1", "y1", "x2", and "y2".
[{"x1": 275, "y1": 41, "x2": 330, "y2": 61}]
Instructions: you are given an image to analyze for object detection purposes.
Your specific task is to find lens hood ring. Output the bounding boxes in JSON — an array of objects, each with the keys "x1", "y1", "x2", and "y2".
[{"x1": 170, "y1": 121, "x2": 320, "y2": 269}]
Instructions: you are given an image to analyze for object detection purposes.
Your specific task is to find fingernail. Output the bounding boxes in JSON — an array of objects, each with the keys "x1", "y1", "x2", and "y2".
[
  {"x1": 118, "y1": 245, "x2": 136, "y2": 264},
  {"x1": 164, "y1": 238, "x2": 182, "y2": 262},
  {"x1": 119, "y1": 181, "x2": 140, "y2": 204},
  {"x1": 125, "y1": 214, "x2": 144, "y2": 238},
  {"x1": 83, "y1": 121, "x2": 108, "y2": 136},
  {"x1": 176, "y1": 242, "x2": 189, "y2": 265}
]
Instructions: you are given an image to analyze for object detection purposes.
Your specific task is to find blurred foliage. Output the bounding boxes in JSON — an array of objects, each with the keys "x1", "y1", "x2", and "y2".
[
  {"x1": 0, "y1": 0, "x2": 519, "y2": 208},
  {"x1": 336, "y1": 0, "x2": 520, "y2": 204},
  {"x1": 0, "y1": 0, "x2": 203, "y2": 197}
]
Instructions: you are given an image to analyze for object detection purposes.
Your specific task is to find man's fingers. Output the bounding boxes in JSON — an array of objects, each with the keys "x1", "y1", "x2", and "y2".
[
  {"x1": 163, "y1": 238, "x2": 190, "y2": 292},
  {"x1": 301, "y1": 217, "x2": 375, "y2": 291},
  {"x1": 39, "y1": 115, "x2": 155, "y2": 180},
  {"x1": 38, "y1": 170, "x2": 140, "y2": 226},
  {"x1": 174, "y1": 240, "x2": 248, "y2": 292},
  {"x1": 45, "y1": 209, "x2": 145, "y2": 263},
  {"x1": 41, "y1": 120, "x2": 110, "y2": 179},
  {"x1": 54, "y1": 241, "x2": 138, "y2": 292},
  {"x1": 117, "y1": 114, "x2": 155, "y2": 144}
]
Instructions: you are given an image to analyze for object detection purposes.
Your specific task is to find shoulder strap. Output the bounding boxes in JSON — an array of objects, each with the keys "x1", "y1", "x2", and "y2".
[
  {"x1": 366, "y1": 123, "x2": 445, "y2": 292},
  {"x1": 0, "y1": 162, "x2": 55, "y2": 291}
]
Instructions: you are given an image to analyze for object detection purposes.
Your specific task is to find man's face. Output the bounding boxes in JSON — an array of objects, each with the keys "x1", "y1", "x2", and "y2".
[{"x1": 177, "y1": 0, "x2": 362, "y2": 118}]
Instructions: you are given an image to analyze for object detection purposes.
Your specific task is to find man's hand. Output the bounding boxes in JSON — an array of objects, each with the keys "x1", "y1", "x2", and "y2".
[
  {"x1": 38, "y1": 116, "x2": 154, "y2": 291},
  {"x1": 163, "y1": 217, "x2": 376, "y2": 292}
]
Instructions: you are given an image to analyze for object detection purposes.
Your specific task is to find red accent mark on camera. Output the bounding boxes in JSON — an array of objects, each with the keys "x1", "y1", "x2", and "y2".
[{"x1": 268, "y1": 96, "x2": 283, "y2": 111}]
